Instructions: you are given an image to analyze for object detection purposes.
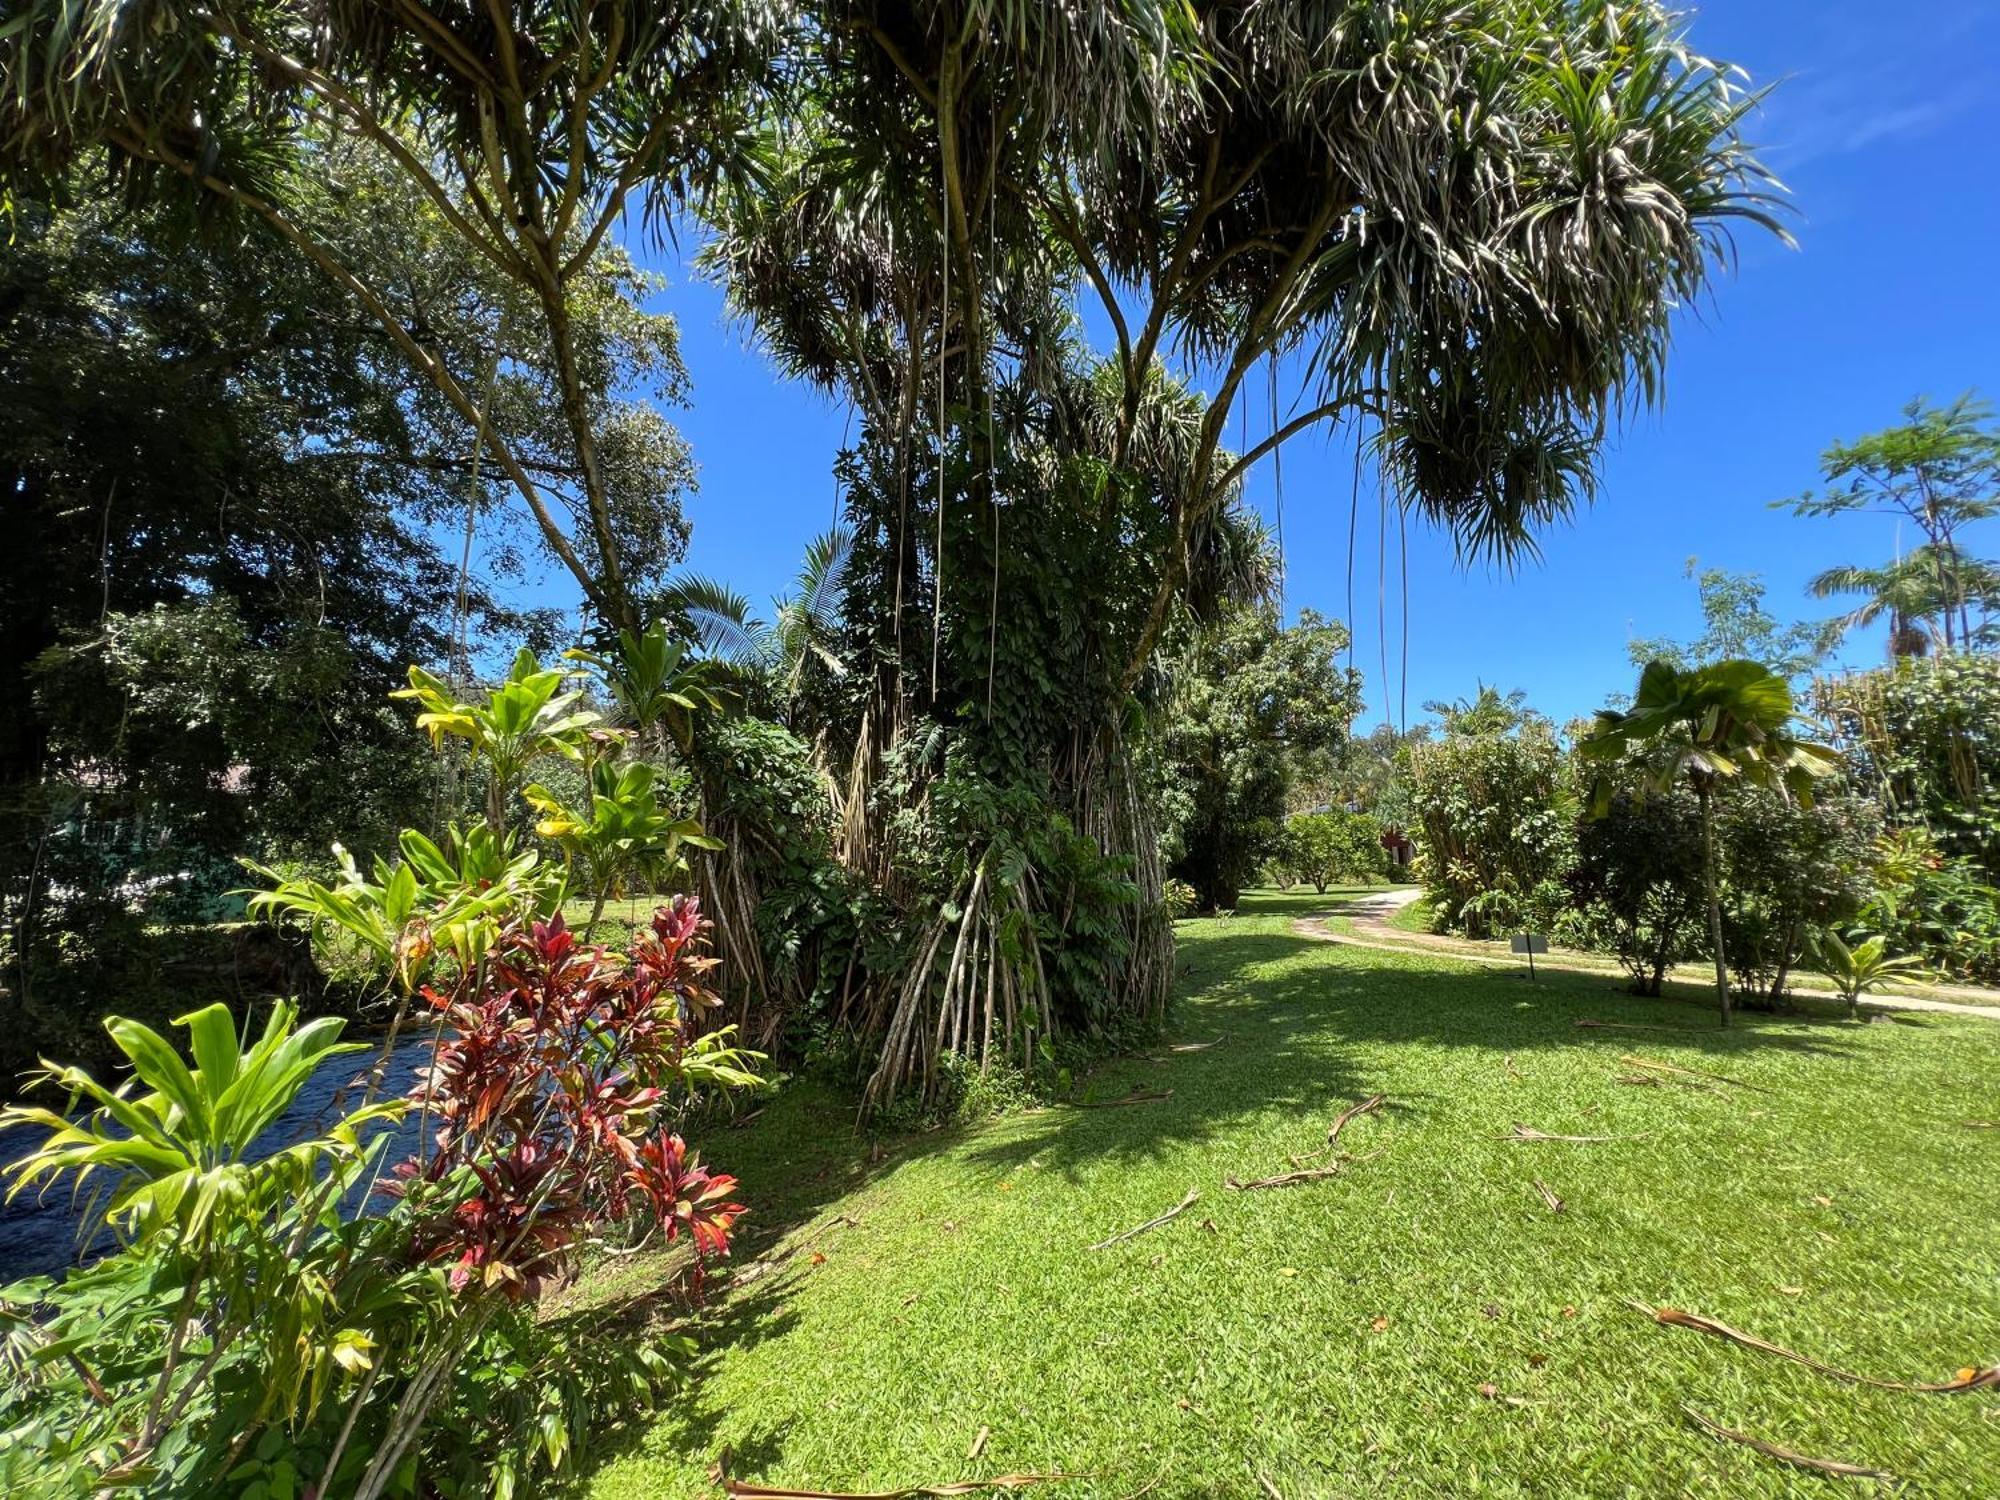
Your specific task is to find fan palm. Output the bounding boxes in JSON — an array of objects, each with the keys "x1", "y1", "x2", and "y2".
[
  {"x1": 1581, "y1": 660, "x2": 1839, "y2": 1024},
  {"x1": 658, "y1": 526, "x2": 856, "y2": 704}
]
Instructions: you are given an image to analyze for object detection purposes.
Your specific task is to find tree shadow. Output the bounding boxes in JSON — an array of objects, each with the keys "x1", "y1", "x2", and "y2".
[
  {"x1": 960, "y1": 917, "x2": 1874, "y2": 1184},
  {"x1": 566, "y1": 889, "x2": 1911, "y2": 1491}
]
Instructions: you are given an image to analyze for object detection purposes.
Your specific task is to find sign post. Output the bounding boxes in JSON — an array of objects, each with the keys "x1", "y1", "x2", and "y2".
[{"x1": 1510, "y1": 932, "x2": 1548, "y2": 981}]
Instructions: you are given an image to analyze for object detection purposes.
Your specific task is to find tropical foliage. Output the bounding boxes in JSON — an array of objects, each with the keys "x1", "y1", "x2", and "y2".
[
  {"x1": 1405, "y1": 720, "x2": 1577, "y2": 940},
  {"x1": 1158, "y1": 608, "x2": 1361, "y2": 911},
  {"x1": 1581, "y1": 660, "x2": 1838, "y2": 1023}
]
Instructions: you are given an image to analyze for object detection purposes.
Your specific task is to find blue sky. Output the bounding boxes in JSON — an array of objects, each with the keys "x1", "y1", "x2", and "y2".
[{"x1": 567, "y1": 0, "x2": 2000, "y2": 730}]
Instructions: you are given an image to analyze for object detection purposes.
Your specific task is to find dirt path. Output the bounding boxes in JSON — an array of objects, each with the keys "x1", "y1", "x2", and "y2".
[{"x1": 1295, "y1": 891, "x2": 2000, "y2": 1023}]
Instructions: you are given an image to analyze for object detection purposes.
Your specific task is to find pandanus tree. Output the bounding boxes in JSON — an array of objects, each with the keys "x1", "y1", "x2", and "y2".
[
  {"x1": 690, "y1": 0, "x2": 1789, "y2": 1098},
  {"x1": 1581, "y1": 660, "x2": 1839, "y2": 1024}
]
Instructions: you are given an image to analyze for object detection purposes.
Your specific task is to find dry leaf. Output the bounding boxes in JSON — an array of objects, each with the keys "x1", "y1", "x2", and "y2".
[
  {"x1": 1089, "y1": 1188, "x2": 1200, "y2": 1251},
  {"x1": 1683, "y1": 1407, "x2": 1898, "y2": 1483},
  {"x1": 1370, "y1": 1316, "x2": 1391, "y2": 1333},
  {"x1": 1634, "y1": 1303, "x2": 2000, "y2": 1391},
  {"x1": 1327, "y1": 1093, "x2": 1387, "y2": 1145},
  {"x1": 1776, "y1": 1285, "x2": 1804, "y2": 1297},
  {"x1": 810, "y1": 1253, "x2": 828, "y2": 1267},
  {"x1": 1502, "y1": 1122, "x2": 1636, "y2": 1144},
  {"x1": 1279, "y1": 1267, "x2": 1299, "y2": 1278},
  {"x1": 1811, "y1": 1194, "x2": 1833, "y2": 1207},
  {"x1": 967, "y1": 1427, "x2": 990, "y2": 1463},
  {"x1": 1532, "y1": 1180, "x2": 1565, "y2": 1213}
]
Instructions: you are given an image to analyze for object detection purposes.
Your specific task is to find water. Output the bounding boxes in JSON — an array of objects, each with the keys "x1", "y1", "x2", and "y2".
[{"x1": 0, "y1": 1035, "x2": 431, "y2": 1285}]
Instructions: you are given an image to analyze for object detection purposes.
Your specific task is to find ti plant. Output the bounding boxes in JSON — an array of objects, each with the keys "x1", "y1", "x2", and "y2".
[
  {"x1": 395, "y1": 648, "x2": 601, "y2": 831},
  {"x1": 246, "y1": 824, "x2": 557, "y2": 997},
  {"x1": 1811, "y1": 930, "x2": 1925, "y2": 1021},
  {"x1": 0, "y1": 1003, "x2": 404, "y2": 1495},
  {"x1": 523, "y1": 759, "x2": 719, "y2": 937}
]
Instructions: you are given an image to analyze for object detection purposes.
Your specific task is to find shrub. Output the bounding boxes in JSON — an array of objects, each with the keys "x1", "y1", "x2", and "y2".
[
  {"x1": 1163, "y1": 878, "x2": 1199, "y2": 918},
  {"x1": 0, "y1": 900, "x2": 759, "y2": 1500},
  {"x1": 1863, "y1": 827, "x2": 2000, "y2": 983},
  {"x1": 1570, "y1": 789, "x2": 1706, "y2": 995},
  {"x1": 1816, "y1": 654, "x2": 2000, "y2": 877},
  {"x1": 1717, "y1": 789, "x2": 1880, "y2": 1003},
  {"x1": 1405, "y1": 727, "x2": 1577, "y2": 938}
]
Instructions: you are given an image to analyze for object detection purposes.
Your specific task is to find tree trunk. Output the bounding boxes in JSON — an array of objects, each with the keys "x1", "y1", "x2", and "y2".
[{"x1": 1697, "y1": 780, "x2": 1730, "y2": 1026}]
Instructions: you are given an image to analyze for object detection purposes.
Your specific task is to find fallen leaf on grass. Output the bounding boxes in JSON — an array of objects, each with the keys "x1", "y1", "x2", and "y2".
[
  {"x1": 717, "y1": 1476, "x2": 1084, "y2": 1499},
  {"x1": 1169, "y1": 1034, "x2": 1228, "y2": 1053},
  {"x1": 1088, "y1": 1188, "x2": 1200, "y2": 1251},
  {"x1": 1502, "y1": 1123, "x2": 1636, "y2": 1144},
  {"x1": 1632, "y1": 1303, "x2": 2000, "y2": 1391},
  {"x1": 1257, "y1": 1475, "x2": 1284, "y2": 1500},
  {"x1": 1776, "y1": 1285, "x2": 1804, "y2": 1297},
  {"x1": 1476, "y1": 1383, "x2": 1536, "y2": 1407},
  {"x1": 1526, "y1": 1352, "x2": 1549, "y2": 1368},
  {"x1": 1683, "y1": 1407, "x2": 1898, "y2": 1483},
  {"x1": 810, "y1": 1253, "x2": 828, "y2": 1266},
  {"x1": 1962, "y1": 1120, "x2": 1999, "y2": 1130},
  {"x1": 1370, "y1": 1316, "x2": 1391, "y2": 1333},
  {"x1": 1327, "y1": 1093, "x2": 1387, "y2": 1145},
  {"x1": 1279, "y1": 1266, "x2": 1299, "y2": 1278},
  {"x1": 1575, "y1": 1018, "x2": 1695, "y2": 1033},
  {"x1": 711, "y1": 1451, "x2": 1087, "y2": 1498},
  {"x1": 1227, "y1": 1167, "x2": 1343, "y2": 1191},
  {"x1": 967, "y1": 1427, "x2": 990, "y2": 1462},
  {"x1": 1811, "y1": 1194, "x2": 1833, "y2": 1207},
  {"x1": 1532, "y1": 1180, "x2": 1565, "y2": 1213},
  {"x1": 1077, "y1": 1088, "x2": 1175, "y2": 1110},
  {"x1": 1619, "y1": 1055, "x2": 1766, "y2": 1092}
]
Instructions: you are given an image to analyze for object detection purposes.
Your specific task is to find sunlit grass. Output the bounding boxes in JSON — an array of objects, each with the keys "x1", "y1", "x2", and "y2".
[{"x1": 582, "y1": 888, "x2": 2000, "y2": 1499}]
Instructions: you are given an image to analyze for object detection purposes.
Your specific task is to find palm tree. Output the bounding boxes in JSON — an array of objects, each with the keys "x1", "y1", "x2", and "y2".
[
  {"x1": 657, "y1": 526, "x2": 856, "y2": 707},
  {"x1": 1809, "y1": 545, "x2": 2000, "y2": 658},
  {"x1": 1581, "y1": 660, "x2": 1839, "y2": 1025}
]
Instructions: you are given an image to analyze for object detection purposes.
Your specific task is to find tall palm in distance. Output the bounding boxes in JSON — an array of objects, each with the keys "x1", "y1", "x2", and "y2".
[
  {"x1": 658, "y1": 526, "x2": 856, "y2": 713},
  {"x1": 1784, "y1": 394, "x2": 2000, "y2": 655},
  {"x1": 1809, "y1": 545, "x2": 2000, "y2": 658}
]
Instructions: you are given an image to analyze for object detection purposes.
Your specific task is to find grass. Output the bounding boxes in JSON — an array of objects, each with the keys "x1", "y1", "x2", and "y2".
[
  {"x1": 580, "y1": 888, "x2": 2000, "y2": 1499},
  {"x1": 1385, "y1": 890, "x2": 1435, "y2": 935}
]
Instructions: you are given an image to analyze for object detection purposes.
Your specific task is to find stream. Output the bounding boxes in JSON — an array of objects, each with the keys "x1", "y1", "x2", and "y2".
[{"x1": 0, "y1": 1035, "x2": 431, "y2": 1285}]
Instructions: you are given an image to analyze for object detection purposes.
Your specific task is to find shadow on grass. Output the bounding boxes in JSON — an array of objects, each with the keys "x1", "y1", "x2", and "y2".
[
  {"x1": 565, "y1": 887, "x2": 1896, "y2": 1490},
  {"x1": 958, "y1": 914, "x2": 1873, "y2": 1184}
]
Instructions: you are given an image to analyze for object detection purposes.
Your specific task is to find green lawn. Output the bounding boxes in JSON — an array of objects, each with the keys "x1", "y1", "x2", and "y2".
[{"x1": 580, "y1": 888, "x2": 2000, "y2": 1499}]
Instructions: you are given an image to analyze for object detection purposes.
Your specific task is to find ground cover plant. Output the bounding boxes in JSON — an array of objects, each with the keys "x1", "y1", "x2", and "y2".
[{"x1": 578, "y1": 889, "x2": 2000, "y2": 1498}]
